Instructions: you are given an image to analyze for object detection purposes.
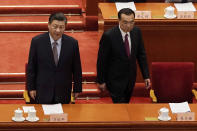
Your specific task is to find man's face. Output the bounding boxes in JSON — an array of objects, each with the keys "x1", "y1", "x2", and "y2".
[
  {"x1": 48, "y1": 20, "x2": 65, "y2": 41},
  {"x1": 119, "y1": 14, "x2": 135, "y2": 33}
]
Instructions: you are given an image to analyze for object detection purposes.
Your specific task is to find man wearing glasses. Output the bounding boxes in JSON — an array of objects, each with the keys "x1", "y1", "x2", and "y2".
[
  {"x1": 27, "y1": 12, "x2": 82, "y2": 104},
  {"x1": 97, "y1": 8, "x2": 150, "y2": 103}
]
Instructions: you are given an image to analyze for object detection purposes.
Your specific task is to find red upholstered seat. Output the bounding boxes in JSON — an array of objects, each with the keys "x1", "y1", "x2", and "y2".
[{"x1": 151, "y1": 62, "x2": 195, "y2": 103}]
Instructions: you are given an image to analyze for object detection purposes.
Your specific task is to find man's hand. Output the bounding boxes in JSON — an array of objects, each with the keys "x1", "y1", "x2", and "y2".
[
  {"x1": 144, "y1": 78, "x2": 151, "y2": 89},
  {"x1": 29, "y1": 90, "x2": 36, "y2": 100},
  {"x1": 98, "y1": 83, "x2": 107, "y2": 92}
]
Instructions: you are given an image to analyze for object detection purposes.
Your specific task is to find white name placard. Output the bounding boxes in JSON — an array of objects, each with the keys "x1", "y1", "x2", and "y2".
[
  {"x1": 50, "y1": 113, "x2": 68, "y2": 122},
  {"x1": 135, "y1": 11, "x2": 151, "y2": 19},
  {"x1": 177, "y1": 112, "x2": 195, "y2": 121},
  {"x1": 177, "y1": 11, "x2": 194, "y2": 19}
]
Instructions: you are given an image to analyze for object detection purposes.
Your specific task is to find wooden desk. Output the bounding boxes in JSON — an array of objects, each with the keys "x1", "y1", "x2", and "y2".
[
  {"x1": 1, "y1": 104, "x2": 197, "y2": 131},
  {"x1": 98, "y1": 3, "x2": 197, "y2": 82},
  {"x1": 127, "y1": 104, "x2": 197, "y2": 131},
  {"x1": 99, "y1": 3, "x2": 197, "y2": 30}
]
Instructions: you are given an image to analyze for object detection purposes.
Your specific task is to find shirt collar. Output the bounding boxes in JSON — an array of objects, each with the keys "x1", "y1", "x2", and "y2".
[
  {"x1": 119, "y1": 25, "x2": 130, "y2": 39},
  {"x1": 49, "y1": 33, "x2": 62, "y2": 46}
]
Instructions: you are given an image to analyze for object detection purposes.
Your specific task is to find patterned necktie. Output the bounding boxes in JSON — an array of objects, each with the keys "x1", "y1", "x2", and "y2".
[
  {"x1": 52, "y1": 41, "x2": 58, "y2": 66},
  {"x1": 124, "y1": 34, "x2": 130, "y2": 57}
]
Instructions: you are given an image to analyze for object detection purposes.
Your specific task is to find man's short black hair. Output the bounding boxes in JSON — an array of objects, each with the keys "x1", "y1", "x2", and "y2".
[
  {"x1": 118, "y1": 8, "x2": 135, "y2": 20},
  {"x1": 49, "y1": 12, "x2": 67, "y2": 24}
]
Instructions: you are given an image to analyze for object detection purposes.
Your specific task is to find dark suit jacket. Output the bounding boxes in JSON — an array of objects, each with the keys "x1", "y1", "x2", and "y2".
[
  {"x1": 109, "y1": 0, "x2": 146, "y2": 2},
  {"x1": 97, "y1": 26, "x2": 149, "y2": 97},
  {"x1": 27, "y1": 32, "x2": 82, "y2": 104}
]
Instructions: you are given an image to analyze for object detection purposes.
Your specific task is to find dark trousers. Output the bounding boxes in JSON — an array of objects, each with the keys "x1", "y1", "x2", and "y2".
[
  {"x1": 33, "y1": 94, "x2": 70, "y2": 104},
  {"x1": 52, "y1": 95, "x2": 70, "y2": 104},
  {"x1": 111, "y1": 91, "x2": 132, "y2": 103},
  {"x1": 110, "y1": 82, "x2": 135, "y2": 103}
]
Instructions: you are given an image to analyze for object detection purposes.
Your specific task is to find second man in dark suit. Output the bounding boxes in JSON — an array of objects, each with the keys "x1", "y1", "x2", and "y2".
[
  {"x1": 27, "y1": 12, "x2": 82, "y2": 104},
  {"x1": 97, "y1": 8, "x2": 150, "y2": 103}
]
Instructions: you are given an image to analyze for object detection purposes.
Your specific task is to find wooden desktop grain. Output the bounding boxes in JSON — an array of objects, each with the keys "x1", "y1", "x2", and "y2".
[
  {"x1": 0, "y1": 104, "x2": 197, "y2": 131},
  {"x1": 99, "y1": 3, "x2": 197, "y2": 20}
]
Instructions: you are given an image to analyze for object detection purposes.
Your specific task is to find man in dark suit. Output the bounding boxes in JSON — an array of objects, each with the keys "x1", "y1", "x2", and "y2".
[
  {"x1": 97, "y1": 8, "x2": 150, "y2": 103},
  {"x1": 27, "y1": 12, "x2": 82, "y2": 104}
]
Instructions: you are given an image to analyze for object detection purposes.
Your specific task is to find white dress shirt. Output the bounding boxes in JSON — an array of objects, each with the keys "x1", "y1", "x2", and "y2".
[{"x1": 119, "y1": 25, "x2": 131, "y2": 53}]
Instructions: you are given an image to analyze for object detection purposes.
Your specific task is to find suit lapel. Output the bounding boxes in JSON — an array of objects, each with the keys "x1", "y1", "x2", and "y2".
[
  {"x1": 130, "y1": 29, "x2": 136, "y2": 56},
  {"x1": 57, "y1": 35, "x2": 66, "y2": 67},
  {"x1": 45, "y1": 33, "x2": 57, "y2": 67}
]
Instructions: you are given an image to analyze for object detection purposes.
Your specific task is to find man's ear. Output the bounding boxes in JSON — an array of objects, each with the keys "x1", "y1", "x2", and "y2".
[{"x1": 48, "y1": 23, "x2": 50, "y2": 29}]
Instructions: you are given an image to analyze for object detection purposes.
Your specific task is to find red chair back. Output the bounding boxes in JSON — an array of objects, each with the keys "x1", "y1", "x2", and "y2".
[{"x1": 152, "y1": 62, "x2": 194, "y2": 103}]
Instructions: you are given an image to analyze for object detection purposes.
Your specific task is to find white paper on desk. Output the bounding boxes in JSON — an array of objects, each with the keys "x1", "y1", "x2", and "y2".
[
  {"x1": 22, "y1": 106, "x2": 35, "y2": 113},
  {"x1": 169, "y1": 102, "x2": 191, "y2": 114},
  {"x1": 174, "y1": 2, "x2": 196, "y2": 11},
  {"x1": 115, "y1": 2, "x2": 136, "y2": 12},
  {"x1": 42, "y1": 104, "x2": 64, "y2": 115}
]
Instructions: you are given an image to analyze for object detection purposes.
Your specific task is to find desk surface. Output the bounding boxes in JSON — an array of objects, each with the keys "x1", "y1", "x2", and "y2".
[
  {"x1": 2, "y1": 104, "x2": 130, "y2": 122},
  {"x1": 1, "y1": 104, "x2": 197, "y2": 122},
  {"x1": 99, "y1": 3, "x2": 197, "y2": 20},
  {"x1": 1, "y1": 104, "x2": 197, "y2": 131}
]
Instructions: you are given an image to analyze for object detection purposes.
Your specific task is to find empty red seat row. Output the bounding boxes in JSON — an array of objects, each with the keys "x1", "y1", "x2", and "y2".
[
  {"x1": 1, "y1": 82, "x2": 197, "y2": 104},
  {"x1": 0, "y1": 0, "x2": 82, "y2": 14},
  {"x1": 0, "y1": 21, "x2": 84, "y2": 31},
  {"x1": 0, "y1": 15, "x2": 85, "y2": 31}
]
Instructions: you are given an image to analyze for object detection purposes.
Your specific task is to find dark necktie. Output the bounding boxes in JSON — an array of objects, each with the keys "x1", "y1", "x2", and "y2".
[
  {"x1": 52, "y1": 41, "x2": 58, "y2": 66},
  {"x1": 124, "y1": 34, "x2": 130, "y2": 57}
]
